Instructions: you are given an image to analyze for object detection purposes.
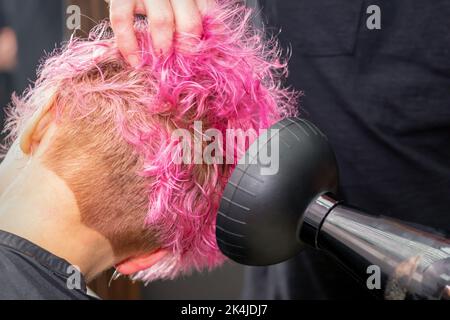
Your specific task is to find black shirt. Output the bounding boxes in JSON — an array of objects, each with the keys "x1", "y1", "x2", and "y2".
[
  {"x1": 0, "y1": 230, "x2": 94, "y2": 300},
  {"x1": 244, "y1": 0, "x2": 450, "y2": 299}
]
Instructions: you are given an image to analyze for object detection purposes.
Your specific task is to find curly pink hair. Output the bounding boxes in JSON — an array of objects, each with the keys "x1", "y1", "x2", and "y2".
[{"x1": 3, "y1": 1, "x2": 298, "y2": 282}]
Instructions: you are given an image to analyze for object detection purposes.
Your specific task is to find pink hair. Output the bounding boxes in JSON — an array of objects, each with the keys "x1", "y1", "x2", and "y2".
[{"x1": 3, "y1": 1, "x2": 298, "y2": 282}]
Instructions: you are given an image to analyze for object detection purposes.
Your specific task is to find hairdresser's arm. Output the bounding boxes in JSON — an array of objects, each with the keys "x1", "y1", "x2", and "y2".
[
  {"x1": 106, "y1": 0, "x2": 213, "y2": 66},
  {"x1": 0, "y1": 27, "x2": 17, "y2": 72}
]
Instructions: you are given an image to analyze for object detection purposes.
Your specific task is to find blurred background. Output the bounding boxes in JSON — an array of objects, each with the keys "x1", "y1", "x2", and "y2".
[{"x1": 0, "y1": 0, "x2": 247, "y2": 300}]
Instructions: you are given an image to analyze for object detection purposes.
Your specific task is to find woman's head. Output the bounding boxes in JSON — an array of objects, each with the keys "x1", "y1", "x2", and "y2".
[{"x1": 2, "y1": 2, "x2": 298, "y2": 282}]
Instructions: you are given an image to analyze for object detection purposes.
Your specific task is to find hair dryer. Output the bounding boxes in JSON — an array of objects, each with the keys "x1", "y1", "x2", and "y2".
[{"x1": 216, "y1": 117, "x2": 450, "y2": 300}]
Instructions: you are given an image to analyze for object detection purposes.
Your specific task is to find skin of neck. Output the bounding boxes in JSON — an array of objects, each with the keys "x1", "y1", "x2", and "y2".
[{"x1": 0, "y1": 142, "x2": 117, "y2": 282}]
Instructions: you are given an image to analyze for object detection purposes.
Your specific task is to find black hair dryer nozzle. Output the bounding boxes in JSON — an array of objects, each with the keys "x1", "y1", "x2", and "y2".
[{"x1": 216, "y1": 117, "x2": 450, "y2": 300}]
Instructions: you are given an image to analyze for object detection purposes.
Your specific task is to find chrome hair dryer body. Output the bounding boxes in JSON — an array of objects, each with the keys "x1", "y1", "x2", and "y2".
[{"x1": 216, "y1": 117, "x2": 450, "y2": 300}]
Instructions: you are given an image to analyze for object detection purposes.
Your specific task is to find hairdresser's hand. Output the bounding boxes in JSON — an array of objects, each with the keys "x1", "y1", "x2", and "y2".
[{"x1": 106, "y1": 0, "x2": 214, "y2": 66}]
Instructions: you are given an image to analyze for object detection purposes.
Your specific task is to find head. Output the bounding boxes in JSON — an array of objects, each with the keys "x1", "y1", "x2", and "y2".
[{"x1": 0, "y1": 2, "x2": 298, "y2": 282}]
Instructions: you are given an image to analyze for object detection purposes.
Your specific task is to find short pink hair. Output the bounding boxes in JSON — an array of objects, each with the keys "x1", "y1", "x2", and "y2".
[{"x1": 3, "y1": 1, "x2": 298, "y2": 282}]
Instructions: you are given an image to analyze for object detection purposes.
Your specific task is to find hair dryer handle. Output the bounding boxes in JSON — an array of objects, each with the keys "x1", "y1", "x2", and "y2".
[{"x1": 304, "y1": 195, "x2": 450, "y2": 300}]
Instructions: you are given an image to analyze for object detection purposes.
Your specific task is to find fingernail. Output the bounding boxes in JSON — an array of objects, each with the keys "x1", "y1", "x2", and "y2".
[{"x1": 128, "y1": 54, "x2": 140, "y2": 67}]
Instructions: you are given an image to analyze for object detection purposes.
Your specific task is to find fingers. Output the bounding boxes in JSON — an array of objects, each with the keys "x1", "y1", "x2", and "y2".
[
  {"x1": 169, "y1": 0, "x2": 203, "y2": 39},
  {"x1": 109, "y1": 0, "x2": 212, "y2": 63},
  {"x1": 144, "y1": 0, "x2": 175, "y2": 55},
  {"x1": 109, "y1": 0, "x2": 140, "y2": 66},
  {"x1": 195, "y1": 0, "x2": 215, "y2": 14}
]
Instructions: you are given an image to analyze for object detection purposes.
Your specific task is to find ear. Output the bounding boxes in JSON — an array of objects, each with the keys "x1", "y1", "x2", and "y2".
[
  {"x1": 115, "y1": 249, "x2": 169, "y2": 275},
  {"x1": 20, "y1": 94, "x2": 56, "y2": 155}
]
